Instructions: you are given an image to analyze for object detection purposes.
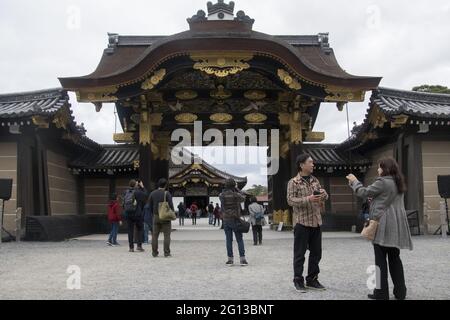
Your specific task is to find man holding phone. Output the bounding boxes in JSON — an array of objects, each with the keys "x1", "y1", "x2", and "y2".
[{"x1": 287, "y1": 154, "x2": 328, "y2": 291}]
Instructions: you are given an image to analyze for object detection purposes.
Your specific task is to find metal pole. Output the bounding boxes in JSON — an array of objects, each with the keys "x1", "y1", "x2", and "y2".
[
  {"x1": 0, "y1": 199, "x2": 3, "y2": 245},
  {"x1": 439, "y1": 200, "x2": 448, "y2": 238},
  {"x1": 423, "y1": 201, "x2": 429, "y2": 235},
  {"x1": 15, "y1": 207, "x2": 22, "y2": 243}
]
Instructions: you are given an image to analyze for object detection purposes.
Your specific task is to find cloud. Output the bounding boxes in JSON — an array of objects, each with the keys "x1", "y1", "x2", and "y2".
[{"x1": 1, "y1": 0, "x2": 448, "y2": 170}]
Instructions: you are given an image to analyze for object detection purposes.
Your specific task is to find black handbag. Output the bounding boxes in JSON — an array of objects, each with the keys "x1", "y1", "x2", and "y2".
[{"x1": 235, "y1": 218, "x2": 250, "y2": 233}]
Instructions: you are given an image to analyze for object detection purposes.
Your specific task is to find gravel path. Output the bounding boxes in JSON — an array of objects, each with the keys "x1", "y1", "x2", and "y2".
[{"x1": 0, "y1": 218, "x2": 449, "y2": 300}]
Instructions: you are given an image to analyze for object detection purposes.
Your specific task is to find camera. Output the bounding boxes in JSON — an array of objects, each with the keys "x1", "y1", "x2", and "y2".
[{"x1": 313, "y1": 190, "x2": 321, "y2": 196}]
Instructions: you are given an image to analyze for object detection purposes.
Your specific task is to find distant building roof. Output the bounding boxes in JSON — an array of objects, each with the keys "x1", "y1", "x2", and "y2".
[
  {"x1": 70, "y1": 145, "x2": 247, "y2": 187},
  {"x1": 372, "y1": 87, "x2": 450, "y2": 118},
  {"x1": 303, "y1": 143, "x2": 371, "y2": 168},
  {"x1": 340, "y1": 87, "x2": 450, "y2": 150},
  {"x1": 0, "y1": 88, "x2": 68, "y2": 118},
  {"x1": 69, "y1": 144, "x2": 139, "y2": 171}
]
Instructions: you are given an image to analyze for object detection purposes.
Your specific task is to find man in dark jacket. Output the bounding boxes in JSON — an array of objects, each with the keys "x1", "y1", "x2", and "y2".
[
  {"x1": 208, "y1": 202, "x2": 215, "y2": 225},
  {"x1": 148, "y1": 178, "x2": 174, "y2": 257},
  {"x1": 219, "y1": 178, "x2": 248, "y2": 266},
  {"x1": 178, "y1": 202, "x2": 186, "y2": 226},
  {"x1": 124, "y1": 179, "x2": 148, "y2": 253}
]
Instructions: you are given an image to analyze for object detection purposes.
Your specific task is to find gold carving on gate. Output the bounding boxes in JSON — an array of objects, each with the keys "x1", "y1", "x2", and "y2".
[
  {"x1": 244, "y1": 113, "x2": 267, "y2": 123},
  {"x1": 273, "y1": 209, "x2": 291, "y2": 226},
  {"x1": 113, "y1": 132, "x2": 134, "y2": 143},
  {"x1": 368, "y1": 106, "x2": 388, "y2": 129},
  {"x1": 210, "y1": 113, "x2": 233, "y2": 123},
  {"x1": 133, "y1": 160, "x2": 140, "y2": 169},
  {"x1": 152, "y1": 132, "x2": 171, "y2": 161},
  {"x1": 279, "y1": 112, "x2": 302, "y2": 145},
  {"x1": 31, "y1": 116, "x2": 49, "y2": 129},
  {"x1": 277, "y1": 69, "x2": 302, "y2": 90},
  {"x1": 52, "y1": 107, "x2": 71, "y2": 130},
  {"x1": 244, "y1": 90, "x2": 266, "y2": 101},
  {"x1": 141, "y1": 69, "x2": 166, "y2": 90},
  {"x1": 175, "y1": 113, "x2": 198, "y2": 124},
  {"x1": 390, "y1": 114, "x2": 409, "y2": 128},
  {"x1": 175, "y1": 90, "x2": 198, "y2": 101},
  {"x1": 149, "y1": 113, "x2": 163, "y2": 126},
  {"x1": 304, "y1": 131, "x2": 325, "y2": 142},
  {"x1": 210, "y1": 85, "x2": 232, "y2": 100},
  {"x1": 191, "y1": 51, "x2": 253, "y2": 78},
  {"x1": 76, "y1": 86, "x2": 118, "y2": 103},
  {"x1": 139, "y1": 111, "x2": 152, "y2": 146},
  {"x1": 324, "y1": 86, "x2": 365, "y2": 102}
]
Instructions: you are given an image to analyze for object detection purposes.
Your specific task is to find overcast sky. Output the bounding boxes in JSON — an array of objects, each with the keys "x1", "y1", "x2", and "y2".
[{"x1": 1, "y1": 0, "x2": 449, "y2": 188}]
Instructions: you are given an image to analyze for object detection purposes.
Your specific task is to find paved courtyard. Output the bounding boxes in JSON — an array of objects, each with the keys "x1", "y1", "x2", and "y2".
[{"x1": 0, "y1": 218, "x2": 449, "y2": 300}]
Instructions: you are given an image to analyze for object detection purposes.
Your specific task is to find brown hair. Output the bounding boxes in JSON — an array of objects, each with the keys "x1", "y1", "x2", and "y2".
[
  {"x1": 378, "y1": 157, "x2": 406, "y2": 194},
  {"x1": 129, "y1": 179, "x2": 137, "y2": 188}
]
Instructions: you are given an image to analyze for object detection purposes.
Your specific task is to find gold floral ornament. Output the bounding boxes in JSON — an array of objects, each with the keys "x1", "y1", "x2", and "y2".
[
  {"x1": 31, "y1": 116, "x2": 49, "y2": 129},
  {"x1": 277, "y1": 69, "x2": 302, "y2": 90},
  {"x1": 175, "y1": 90, "x2": 198, "y2": 100},
  {"x1": 113, "y1": 132, "x2": 134, "y2": 143},
  {"x1": 324, "y1": 86, "x2": 365, "y2": 102},
  {"x1": 52, "y1": 106, "x2": 71, "y2": 130},
  {"x1": 141, "y1": 69, "x2": 166, "y2": 90},
  {"x1": 210, "y1": 85, "x2": 232, "y2": 100},
  {"x1": 244, "y1": 113, "x2": 267, "y2": 123},
  {"x1": 76, "y1": 86, "x2": 118, "y2": 103},
  {"x1": 175, "y1": 113, "x2": 198, "y2": 124},
  {"x1": 191, "y1": 52, "x2": 253, "y2": 78},
  {"x1": 368, "y1": 106, "x2": 388, "y2": 129},
  {"x1": 244, "y1": 90, "x2": 266, "y2": 101},
  {"x1": 210, "y1": 113, "x2": 233, "y2": 123}
]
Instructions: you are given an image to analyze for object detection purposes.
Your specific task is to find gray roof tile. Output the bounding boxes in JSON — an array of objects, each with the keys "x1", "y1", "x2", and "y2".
[{"x1": 0, "y1": 88, "x2": 69, "y2": 118}]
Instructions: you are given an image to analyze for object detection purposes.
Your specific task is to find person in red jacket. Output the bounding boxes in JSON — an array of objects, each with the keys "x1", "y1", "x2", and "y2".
[
  {"x1": 107, "y1": 193, "x2": 122, "y2": 246},
  {"x1": 190, "y1": 202, "x2": 198, "y2": 225}
]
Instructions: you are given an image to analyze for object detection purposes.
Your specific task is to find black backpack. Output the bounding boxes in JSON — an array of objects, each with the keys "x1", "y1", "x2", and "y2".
[{"x1": 123, "y1": 189, "x2": 137, "y2": 213}]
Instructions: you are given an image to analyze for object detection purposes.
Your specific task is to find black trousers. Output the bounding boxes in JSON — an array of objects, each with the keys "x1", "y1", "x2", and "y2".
[
  {"x1": 373, "y1": 244, "x2": 406, "y2": 298},
  {"x1": 293, "y1": 224, "x2": 322, "y2": 282},
  {"x1": 152, "y1": 219, "x2": 171, "y2": 256},
  {"x1": 192, "y1": 215, "x2": 197, "y2": 225},
  {"x1": 127, "y1": 216, "x2": 143, "y2": 249},
  {"x1": 252, "y1": 225, "x2": 262, "y2": 244}
]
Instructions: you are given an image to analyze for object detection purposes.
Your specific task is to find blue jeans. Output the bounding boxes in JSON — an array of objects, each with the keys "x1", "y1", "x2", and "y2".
[
  {"x1": 223, "y1": 220, "x2": 245, "y2": 258},
  {"x1": 143, "y1": 222, "x2": 151, "y2": 244},
  {"x1": 108, "y1": 222, "x2": 119, "y2": 244},
  {"x1": 209, "y1": 213, "x2": 214, "y2": 224}
]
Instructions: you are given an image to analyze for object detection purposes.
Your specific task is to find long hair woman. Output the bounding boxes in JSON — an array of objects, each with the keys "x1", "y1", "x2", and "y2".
[{"x1": 346, "y1": 157, "x2": 413, "y2": 300}]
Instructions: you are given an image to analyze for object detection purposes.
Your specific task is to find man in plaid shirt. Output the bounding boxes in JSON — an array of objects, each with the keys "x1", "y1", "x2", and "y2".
[{"x1": 287, "y1": 153, "x2": 328, "y2": 291}]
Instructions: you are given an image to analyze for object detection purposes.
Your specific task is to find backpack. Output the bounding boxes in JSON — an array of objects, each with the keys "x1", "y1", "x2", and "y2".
[
  {"x1": 254, "y1": 204, "x2": 264, "y2": 220},
  {"x1": 123, "y1": 189, "x2": 137, "y2": 213}
]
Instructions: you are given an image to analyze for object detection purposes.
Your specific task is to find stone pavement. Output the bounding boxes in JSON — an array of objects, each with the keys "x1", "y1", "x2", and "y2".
[{"x1": 0, "y1": 218, "x2": 449, "y2": 300}]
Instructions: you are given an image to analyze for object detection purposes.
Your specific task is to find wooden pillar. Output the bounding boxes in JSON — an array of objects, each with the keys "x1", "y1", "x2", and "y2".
[
  {"x1": 271, "y1": 149, "x2": 291, "y2": 227},
  {"x1": 289, "y1": 143, "x2": 304, "y2": 178},
  {"x1": 150, "y1": 132, "x2": 170, "y2": 190},
  {"x1": 139, "y1": 144, "x2": 152, "y2": 190},
  {"x1": 16, "y1": 134, "x2": 33, "y2": 219},
  {"x1": 35, "y1": 134, "x2": 50, "y2": 216}
]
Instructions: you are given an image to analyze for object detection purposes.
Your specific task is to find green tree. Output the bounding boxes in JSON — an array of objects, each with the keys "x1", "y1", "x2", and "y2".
[
  {"x1": 412, "y1": 85, "x2": 450, "y2": 94},
  {"x1": 245, "y1": 184, "x2": 268, "y2": 196}
]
